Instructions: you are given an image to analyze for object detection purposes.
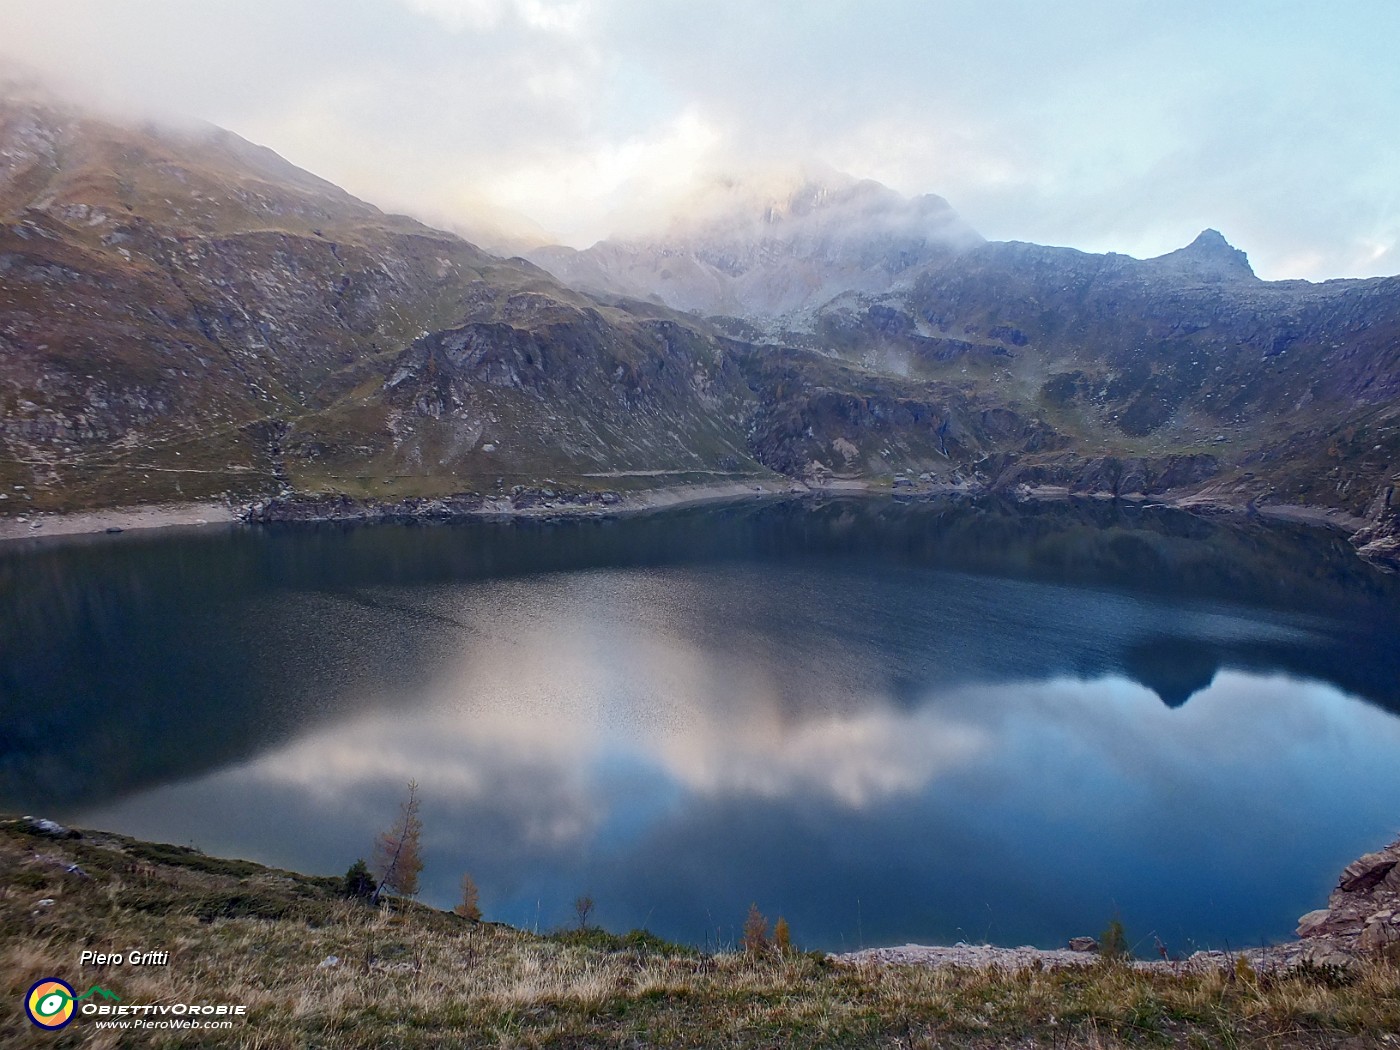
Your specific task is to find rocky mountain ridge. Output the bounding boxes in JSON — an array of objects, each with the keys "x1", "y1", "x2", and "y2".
[{"x1": 2, "y1": 89, "x2": 1399, "y2": 567}]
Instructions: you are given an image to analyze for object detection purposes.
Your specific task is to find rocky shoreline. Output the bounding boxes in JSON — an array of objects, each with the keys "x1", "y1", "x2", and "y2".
[
  {"x1": 0, "y1": 481, "x2": 807, "y2": 543},
  {"x1": 2, "y1": 475, "x2": 1398, "y2": 574},
  {"x1": 239, "y1": 477, "x2": 813, "y2": 526},
  {"x1": 239, "y1": 476, "x2": 1400, "y2": 572},
  {"x1": 835, "y1": 837, "x2": 1400, "y2": 974}
]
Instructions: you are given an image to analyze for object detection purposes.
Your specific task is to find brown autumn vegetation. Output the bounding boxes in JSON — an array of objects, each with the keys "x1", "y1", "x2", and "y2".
[{"x1": 2, "y1": 818, "x2": 1398, "y2": 1049}]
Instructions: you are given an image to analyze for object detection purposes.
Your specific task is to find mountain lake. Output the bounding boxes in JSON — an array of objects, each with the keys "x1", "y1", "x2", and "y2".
[{"x1": 3, "y1": 495, "x2": 1399, "y2": 954}]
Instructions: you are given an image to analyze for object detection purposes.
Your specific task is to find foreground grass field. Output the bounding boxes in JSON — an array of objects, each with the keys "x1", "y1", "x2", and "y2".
[{"x1": 2, "y1": 819, "x2": 1397, "y2": 1048}]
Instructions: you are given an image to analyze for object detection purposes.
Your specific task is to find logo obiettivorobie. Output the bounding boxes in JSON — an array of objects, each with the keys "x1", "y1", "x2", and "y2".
[
  {"x1": 25, "y1": 978, "x2": 76, "y2": 1029},
  {"x1": 24, "y1": 979, "x2": 120, "y2": 1029}
]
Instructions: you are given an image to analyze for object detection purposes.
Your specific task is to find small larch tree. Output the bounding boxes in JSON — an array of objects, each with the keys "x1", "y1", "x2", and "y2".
[
  {"x1": 372, "y1": 780, "x2": 424, "y2": 903},
  {"x1": 742, "y1": 903, "x2": 770, "y2": 954},
  {"x1": 455, "y1": 872, "x2": 482, "y2": 922},
  {"x1": 1099, "y1": 916, "x2": 1129, "y2": 960},
  {"x1": 774, "y1": 916, "x2": 792, "y2": 954}
]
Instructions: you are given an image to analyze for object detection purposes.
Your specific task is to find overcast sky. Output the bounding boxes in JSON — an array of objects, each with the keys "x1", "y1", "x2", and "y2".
[{"x1": 1, "y1": 0, "x2": 1397, "y2": 280}]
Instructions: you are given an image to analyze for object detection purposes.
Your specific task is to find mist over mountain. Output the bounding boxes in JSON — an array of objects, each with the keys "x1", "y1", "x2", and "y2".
[
  {"x1": 2, "y1": 88, "x2": 1398, "y2": 567},
  {"x1": 526, "y1": 170, "x2": 983, "y2": 319}
]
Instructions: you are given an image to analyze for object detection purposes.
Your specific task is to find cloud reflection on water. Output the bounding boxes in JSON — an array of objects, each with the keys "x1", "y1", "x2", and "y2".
[{"x1": 76, "y1": 561, "x2": 1400, "y2": 951}]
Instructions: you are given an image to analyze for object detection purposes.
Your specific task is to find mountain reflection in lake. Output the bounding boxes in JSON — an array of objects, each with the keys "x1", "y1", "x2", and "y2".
[{"x1": 3, "y1": 497, "x2": 1400, "y2": 953}]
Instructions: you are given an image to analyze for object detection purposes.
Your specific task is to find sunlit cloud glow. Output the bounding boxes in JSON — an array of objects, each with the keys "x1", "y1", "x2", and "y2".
[{"x1": 2, "y1": 0, "x2": 1399, "y2": 277}]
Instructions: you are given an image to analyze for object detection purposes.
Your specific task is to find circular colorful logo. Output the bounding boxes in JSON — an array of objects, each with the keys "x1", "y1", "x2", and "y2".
[{"x1": 25, "y1": 978, "x2": 76, "y2": 1029}]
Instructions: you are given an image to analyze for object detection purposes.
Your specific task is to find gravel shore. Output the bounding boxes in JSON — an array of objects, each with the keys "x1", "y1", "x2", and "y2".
[
  {"x1": 833, "y1": 942, "x2": 1301, "y2": 974},
  {"x1": 0, "y1": 500, "x2": 238, "y2": 543}
]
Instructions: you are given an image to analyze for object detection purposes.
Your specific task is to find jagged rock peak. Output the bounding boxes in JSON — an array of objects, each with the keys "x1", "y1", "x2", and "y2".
[
  {"x1": 1190, "y1": 228, "x2": 1232, "y2": 249},
  {"x1": 524, "y1": 168, "x2": 984, "y2": 317},
  {"x1": 651, "y1": 167, "x2": 983, "y2": 250},
  {"x1": 1148, "y1": 228, "x2": 1255, "y2": 281}
]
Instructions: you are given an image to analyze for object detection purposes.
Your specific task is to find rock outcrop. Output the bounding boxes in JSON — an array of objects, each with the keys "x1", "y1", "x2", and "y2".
[
  {"x1": 1354, "y1": 478, "x2": 1400, "y2": 570},
  {"x1": 1293, "y1": 839, "x2": 1400, "y2": 967}
]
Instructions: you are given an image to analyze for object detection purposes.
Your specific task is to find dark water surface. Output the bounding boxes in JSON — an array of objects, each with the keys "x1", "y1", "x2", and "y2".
[{"x1": 3, "y1": 496, "x2": 1400, "y2": 953}]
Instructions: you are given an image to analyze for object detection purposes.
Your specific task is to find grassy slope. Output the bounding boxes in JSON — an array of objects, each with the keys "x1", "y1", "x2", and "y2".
[
  {"x1": 1, "y1": 177, "x2": 774, "y2": 513},
  {"x1": 2, "y1": 820, "x2": 1397, "y2": 1049}
]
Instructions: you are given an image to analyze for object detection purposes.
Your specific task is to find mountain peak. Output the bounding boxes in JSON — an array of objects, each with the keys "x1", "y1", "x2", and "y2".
[
  {"x1": 525, "y1": 170, "x2": 984, "y2": 316},
  {"x1": 1148, "y1": 228, "x2": 1255, "y2": 281},
  {"x1": 1185, "y1": 228, "x2": 1250, "y2": 263},
  {"x1": 650, "y1": 168, "x2": 981, "y2": 252}
]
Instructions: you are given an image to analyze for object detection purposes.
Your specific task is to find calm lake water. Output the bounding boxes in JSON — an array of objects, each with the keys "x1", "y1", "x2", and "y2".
[{"x1": 3, "y1": 496, "x2": 1400, "y2": 954}]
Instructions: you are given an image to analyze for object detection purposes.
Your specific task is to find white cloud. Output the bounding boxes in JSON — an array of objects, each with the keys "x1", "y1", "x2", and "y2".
[
  {"x1": 399, "y1": 0, "x2": 507, "y2": 31},
  {"x1": 1, "y1": 0, "x2": 1398, "y2": 275},
  {"x1": 397, "y1": 0, "x2": 591, "y2": 34},
  {"x1": 483, "y1": 107, "x2": 724, "y2": 243}
]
